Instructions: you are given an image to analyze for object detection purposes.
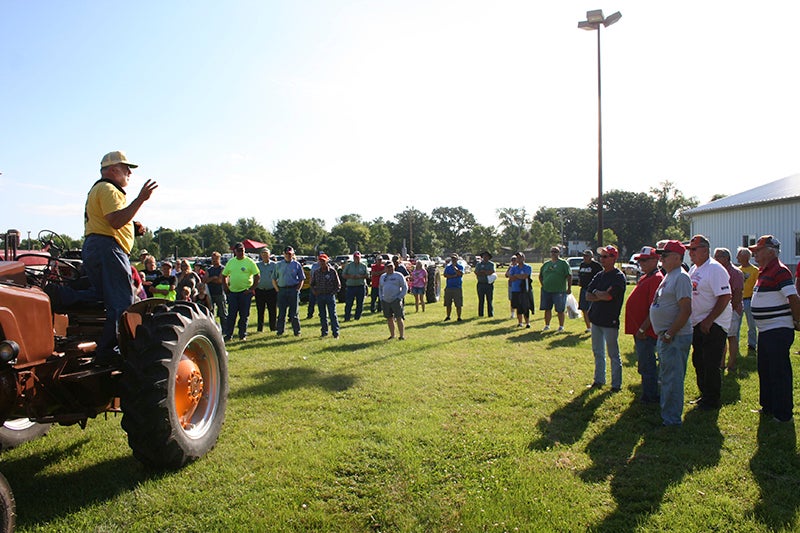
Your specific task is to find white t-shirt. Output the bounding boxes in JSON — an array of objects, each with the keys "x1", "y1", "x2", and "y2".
[{"x1": 689, "y1": 258, "x2": 732, "y2": 332}]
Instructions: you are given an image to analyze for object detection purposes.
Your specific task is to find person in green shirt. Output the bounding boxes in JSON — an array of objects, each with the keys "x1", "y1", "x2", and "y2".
[
  {"x1": 222, "y1": 242, "x2": 260, "y2": 341},
  {"x1": 539, "y1": 246, "x2": 572, "y2": 332}
]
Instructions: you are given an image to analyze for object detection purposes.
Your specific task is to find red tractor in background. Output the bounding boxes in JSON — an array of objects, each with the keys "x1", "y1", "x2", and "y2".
[{"x1": 0, "y1": 229, "x2": 229, "y2": 532}]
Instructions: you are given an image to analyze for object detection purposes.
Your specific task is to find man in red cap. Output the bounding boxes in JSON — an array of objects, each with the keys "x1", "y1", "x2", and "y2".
[
  {"x1": 310, "y1": 253, "x2": 341, "y2": 338},
  {"x1": 625, "y1": 246, "x2": 664, "y2": 403},
  {"x1": 749, "y1": 235, "x2": 800, "y2": 422},
  {"x1": 650, "y1": 240, "x2": 693, "y2": 426},
  {"x1": 586, "y1": 244, "x2": 627, "y2": 391},
  {"x1": 687, "y1": 234, "x2": 731, "y2": 411}
]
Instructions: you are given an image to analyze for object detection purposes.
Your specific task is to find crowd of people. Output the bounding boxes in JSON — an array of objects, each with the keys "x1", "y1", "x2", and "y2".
[{"x1": 78, "y1": 151, "x2": 799, "y2": 428}]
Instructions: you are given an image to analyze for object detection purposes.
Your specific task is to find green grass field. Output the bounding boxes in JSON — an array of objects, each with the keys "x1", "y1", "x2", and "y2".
[{"x1": 3, "y1": 271, "x2": 800, "y2": 532}]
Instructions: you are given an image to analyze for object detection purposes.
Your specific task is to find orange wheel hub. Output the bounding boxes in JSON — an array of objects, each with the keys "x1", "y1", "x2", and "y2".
[{"x1": 175, "y1": 355, "x2": 204, "y2": 428}]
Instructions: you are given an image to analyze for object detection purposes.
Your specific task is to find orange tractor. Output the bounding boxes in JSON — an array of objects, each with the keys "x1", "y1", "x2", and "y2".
[{"x1": 0, "y1": 229, "x2": 229, "y2": 531}]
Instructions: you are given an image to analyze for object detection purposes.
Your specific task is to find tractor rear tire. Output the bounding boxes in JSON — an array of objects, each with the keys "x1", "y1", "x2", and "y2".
[
  {"x1": 425, "y1": 265, "x2": 441, "y2": 304},
  {"x1": 0, "y1": 472, "x2": 14, "y2": 533},
  {"x1": 120, "y1": 301, "x2": 228, "y2": 469},
  {"x1": 0, "y1": 419, "x2": 50, "y2": 451}
]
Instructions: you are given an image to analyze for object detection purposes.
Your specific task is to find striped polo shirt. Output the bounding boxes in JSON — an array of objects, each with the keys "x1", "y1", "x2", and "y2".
[{"x1": 751, "y1": 257, "x2": 797, "y2": 332}]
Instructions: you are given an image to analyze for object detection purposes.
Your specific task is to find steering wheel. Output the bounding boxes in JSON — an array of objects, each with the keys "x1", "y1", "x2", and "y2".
[
  {"x1": 15, "y1": 253, "x2": 81, "y2": 287},
  {"x1": 37, "y1": 230, "x2": 69, "y2": 256}
]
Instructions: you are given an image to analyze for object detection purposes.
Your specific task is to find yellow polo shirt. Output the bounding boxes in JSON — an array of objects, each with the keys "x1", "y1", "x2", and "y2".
[{"x1": 84, "y1": 180, "x2": 134, "y2": 253}]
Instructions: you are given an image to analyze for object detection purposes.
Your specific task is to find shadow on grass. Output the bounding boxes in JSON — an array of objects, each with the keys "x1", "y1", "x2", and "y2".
[
  {"x1": 580, "y1": 404, "x2": 723, "y2": 532},
  {"x1": 529, "y1": 387, "x2": 611, "y2": 449},
  {"x1": 3, "y1": 440, "x2": 161, "y2": 528},
  {"x1": 749, "y1": 416, "x2": 800, "y2": 530},
  {"x1": 231, "y1": 366, "x2": 358, "y2": 398}
]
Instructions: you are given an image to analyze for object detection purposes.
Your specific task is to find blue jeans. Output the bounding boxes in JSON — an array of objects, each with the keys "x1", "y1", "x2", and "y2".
[
  {"x1": 658, "y1": 333, "x2": 692, "y2": 425},
  {"x1": 316, "y1": 293, "x2": 339, "y2": 336},
  {"x1": 225, "y1": 290, "x2": 253, "y2": 338},
  {"x1": 370, "y1": 286, "x2": 382, "y2": 312},
  {"x1": 210, "y1": 291, "x2": 227, "y2": 325},
  {"x1": 591, "y1": 324, "x2": 622, "y2": 389},
  {"x1": 635, "y1": 336, "x2": 659, "y2": 402},
  {"x1": 757, "y1": 328, "x2": 794, "y2": 421},
  {"x1": 344, "y1": 285, "x2": 365, "y2": 320},
  {"x1": 81, "y1": 234, "x2": 134, "y2": 358},
  {"x1": 742, "y1": 298, "x2": 758, "y2": 348},
  {"x1": 477, "y1": 282, "x2": 494, "y2": 317},
  {"x1": 277, "y1": 287, "x2": 301, "y2": 335}
]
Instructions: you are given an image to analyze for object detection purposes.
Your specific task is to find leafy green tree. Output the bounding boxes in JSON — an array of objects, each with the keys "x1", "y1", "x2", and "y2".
[
  {"x1": 367, "y1": 218, "x2": 391, "y2": 253},
  {"x1": 390, "y1": 208, "x2": 437, "y2": 256},
  {"x1": 174, "y1": 233, "x2": 201, "y2": 257},
  {"x1": 469, "y1": 224, "x2": 500, "y2": 255},
  {"x1": 194, "y1": 224, "x2": 232, "y2": 255},
  {"x1": 134, "y1": 229, "x2": 159, "y2": 259},
  {"x1": 431, "y1": 206, "x2": 476, "y2": 254},
  {"x1": 650, "y1": 181, "x2": 698, "y2": 241},
  {"x1": 331, "y1": 220, "x2": 370, "y2": 252},
  {"x1": 529, "y1": 220, "x2": 561, "y2": 256},
  {"x1": 154, "y1": 228, "x2": 177, "y2": 259},
  {"x1": 594, "y1": 190, "x2": 655, "y2": 256},
  {"x1": 496, "y1": 207, "x2": 532, "y2": 252},
  {"x1": 236, "y1": 217, "x2": 272, "y2": 244},
  {"x1": 534, "y1": 207, "x2": 596, "y2": 243},
  {"x1": 272, "y1": 218, "x2": 327, "y2": 255},
  {"x1": 336, "y1": 214, "x2": 363, "y2": 224},
  {"x1": 218, "y1": 222, "x2": 240, "y2": 248},
  {"x1": 318, "y1": 235, "x2": 348, "y2": 257}
]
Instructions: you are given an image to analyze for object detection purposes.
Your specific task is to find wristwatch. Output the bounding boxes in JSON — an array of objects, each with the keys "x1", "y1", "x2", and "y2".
[{"x1": 663, "y1": 332, "x2": 672, "y2": 340}]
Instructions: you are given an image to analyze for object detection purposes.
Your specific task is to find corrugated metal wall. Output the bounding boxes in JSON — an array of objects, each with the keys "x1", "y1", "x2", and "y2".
[{"x1": 687, "y1": 199, "x2": 800, "y2": 267}]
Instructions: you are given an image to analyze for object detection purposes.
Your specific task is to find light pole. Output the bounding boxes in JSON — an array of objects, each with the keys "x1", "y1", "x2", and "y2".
[
  {"x1": 578, "y1": 9, "x2": 621, "y2": 247},
  {"x1": 406, "y1": 206, "x2": 414, "y2": 256}
]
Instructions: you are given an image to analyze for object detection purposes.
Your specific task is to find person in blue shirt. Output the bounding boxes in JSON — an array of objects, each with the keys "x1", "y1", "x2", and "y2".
[
  {"x1": 271, "y1": 246, "x2": 306, "y2": 336},
  {"x1": 443, "y1": 253, "x2": 464, "y2": 321}
]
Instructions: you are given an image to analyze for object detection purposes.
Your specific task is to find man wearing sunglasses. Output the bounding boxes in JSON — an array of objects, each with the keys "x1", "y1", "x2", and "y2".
[{"x1": 687, "y1": 235, "x2": 731, "y2": 411}]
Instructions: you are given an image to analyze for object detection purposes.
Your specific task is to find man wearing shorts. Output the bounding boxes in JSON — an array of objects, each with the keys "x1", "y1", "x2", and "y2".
[
  {"x1": 539, "y1": 246, "x2": 571, "y2": 332},
  {"x1": 379, "y1": 262, "x2": 408, "y2": 340},
  {"x1": 443, "y1": 253, "x2": 464, "y2": 321}
]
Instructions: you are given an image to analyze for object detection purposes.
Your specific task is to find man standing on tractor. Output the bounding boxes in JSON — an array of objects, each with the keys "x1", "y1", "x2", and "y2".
[{"x1": 82, "y1": 151, "x2": 158, "y2": 362}]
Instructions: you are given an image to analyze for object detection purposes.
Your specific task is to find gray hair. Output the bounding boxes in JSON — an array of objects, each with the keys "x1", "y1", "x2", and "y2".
[{"x1": 713, "y1": 247, "x2": 731, "y2": 261}]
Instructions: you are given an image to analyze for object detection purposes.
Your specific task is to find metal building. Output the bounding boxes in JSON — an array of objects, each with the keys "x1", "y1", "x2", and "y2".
[{"x1": 683, "y1": 174, "x2": 800, "y2": 268}]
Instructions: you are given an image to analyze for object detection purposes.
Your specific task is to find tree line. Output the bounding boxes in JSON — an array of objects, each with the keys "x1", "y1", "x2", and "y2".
[{"x1": 30, "y1": 181, "x2": 698, "y2": 260}]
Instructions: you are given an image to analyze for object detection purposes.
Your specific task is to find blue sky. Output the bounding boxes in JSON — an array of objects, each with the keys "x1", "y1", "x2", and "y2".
[{"x1": 2, "y1": 1, "x2": 799, "y2": 240}]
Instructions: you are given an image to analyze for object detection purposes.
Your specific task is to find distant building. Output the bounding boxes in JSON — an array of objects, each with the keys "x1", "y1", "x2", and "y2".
[{"x1": 683, "y1": 174, "x2": 800, "y2": 268}]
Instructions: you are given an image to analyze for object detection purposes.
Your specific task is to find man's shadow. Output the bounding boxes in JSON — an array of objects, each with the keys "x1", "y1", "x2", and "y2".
[
  {"x1": 580, "y1": 405, "x2": 723, "y2": 532},
  {"x1": 529, "y1": 387, "x2": 611, "y2": 450},
  {"x1": 750, "y1": 417, "x2": 800, "y2": 529}
]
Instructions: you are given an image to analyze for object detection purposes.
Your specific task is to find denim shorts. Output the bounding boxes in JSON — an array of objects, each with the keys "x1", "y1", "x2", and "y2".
[{"x1": 540, "y1": 290, "x2": 566, "y2": 312}]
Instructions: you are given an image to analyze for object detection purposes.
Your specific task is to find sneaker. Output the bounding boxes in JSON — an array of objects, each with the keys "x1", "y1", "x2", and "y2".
[
  {"x1": 587, "y1": 382, "x2": 603, "y2": 389},
  {"x1": 457, "y1": 317, "x2": 463, "y2": 322},
  {"x1": 444, "y1": 316, "x2": 451, "y2": 321},
  {"x1": 542, "y1": 325, "x2": 550, "y2": 331},
  {"x1": 223, "y1": 335, "x2": 232, "y2": 342},
  {"x1": 333, "y1": 334, "x2": 339, "y2": 339},
  {"x1": 610, "y1": 387, "x2": 621, "y2": 393},
  {"x1": 584, "y1": 328, "x2": 591, "y2": 334},
  {"x1": 525, "y1": 324, "x2": 531, "y2": 329},
  {"x1": 557, "y1": 326, "x2": 564, "y2": 332},
  {"x1": 398, "y1": 336, "x2": 405, "y2": 340},
  {"x1": 517, "y1": 323, "x2": 523, "y2": 328},
  {"x1": 239, "y1": 335, "x2": 247, "y2": 341}
]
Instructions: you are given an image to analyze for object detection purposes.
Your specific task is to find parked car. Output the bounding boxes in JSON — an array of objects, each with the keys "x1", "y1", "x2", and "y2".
[
  {"x1": 622, "y1": 255, "x2": 643, "y2": 284},
  {"x1": 567, "y1": 256, "x2": 584, "y2": 285},
  {"x1": 410, "y1": 253, "x2": 435, "y2": 268}
]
